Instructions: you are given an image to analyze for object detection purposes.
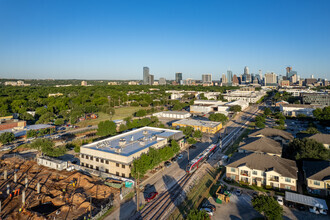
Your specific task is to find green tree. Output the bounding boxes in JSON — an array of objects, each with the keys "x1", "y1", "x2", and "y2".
[
  {"x1": 97, "y1": 120, "x2": 117, "y2": 136},
  {"x1": 119, "y1": 124, "x2": 128, "y2": 132},
  {"x1": 74, "y1": 145, "x2": 80, "y2": 153},
  {"x1": 0, "y1": 132, "x2": 15, "y2": 145},
  {"x1": 187, "y1": 137, "x2": 197, "y2": 145},
  {"x1": 208, "y1": 113, "x2": 228, "y2": 123},
  {"x1": 264, "y1": 107, "x2": 272, "y2": 116},
  {"x1": 304, "y1": 127, "x2": 319, "y2": 134},
  {"x1": 135, "y1": 109, "x2": 147, "y2": 117},
  {"x1": 285, "y1": 138, "x2": 330, "y2": 160},
  {"x1": 27, "y1": 130, "x2": 38, "y2": 138},
  {"x1": 29, "y1": 138, "x2": 67, "y2": 157},
  {"x1": 54, "y1": 118, "x2": 65, "y2": 126},
  {"x1": 256, "y1": 121, "x2": 265, "y2": 128},
  {"x1": 19, "y1": 112, "x2": 34, "y2": 121},
  {"x1": 252, "y1": 195, "x2": 283, "y2": 220},
  {"x1": 276, "y1": 119, "x2": 285, "y2": 126},
  {"x1": 187, "y1": 209, "x2": 210, "y2": 220},
  {"x1": 193, "y1": 130, "x2": 203, "y2": 139},
  {"x1": 180, "y1": 126, "x2": 194, "y2": 137},
  {"x1": 229, "y1": 105, "x2": 242, "y2": 112}
]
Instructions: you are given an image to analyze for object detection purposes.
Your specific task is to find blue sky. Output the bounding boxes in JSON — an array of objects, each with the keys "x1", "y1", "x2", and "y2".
[{"x1": 0, "y1": 0, "x2": 329, "y2": 80}]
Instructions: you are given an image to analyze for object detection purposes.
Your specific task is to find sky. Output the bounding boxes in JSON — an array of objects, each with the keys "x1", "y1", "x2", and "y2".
[{"x1": 0, "y1": 0, "x2": 330, "y2": 80}]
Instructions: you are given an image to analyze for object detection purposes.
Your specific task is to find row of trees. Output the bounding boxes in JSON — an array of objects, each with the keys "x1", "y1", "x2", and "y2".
[
  {"x1": 0, "y1": 132, "x2": 15, "y2": 145},
  {"x1": 131, "y1": 140, "x2": 180, "y2": 178},
  {"x1": 27, "y1": 127, "x2": 56, "y2": 138},
  {"x1": 28, "y1": 138, "x2": 67, "y2": 157},
  {"x1": 208, "y1": 113, "x2": 228, "y2": 124}
]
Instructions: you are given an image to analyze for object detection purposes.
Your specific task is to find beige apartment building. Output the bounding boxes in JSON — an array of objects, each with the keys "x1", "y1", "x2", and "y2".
[
  {"x1": 303, "y1": 161, "x2": 330, "y2": 196},
  {"x1": 80, "y1": 127, "x2": 184, "y2": 178},
  {"x1": 226, "y1": 152, "x2": 298, "y2": 191}
]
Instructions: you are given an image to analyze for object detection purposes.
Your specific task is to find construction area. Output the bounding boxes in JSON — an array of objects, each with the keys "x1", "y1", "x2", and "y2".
[{"x1": 0, "y1": 157, "x2": 119, "y2": 220}]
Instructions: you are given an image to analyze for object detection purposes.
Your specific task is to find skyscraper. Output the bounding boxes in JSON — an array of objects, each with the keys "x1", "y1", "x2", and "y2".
[
  {"x1": 244, "y1": 66, "x2": 249, "y2": 75},
  {"x1": 202, "y1": 74, "x2": 212, "y2": 84},
  {"x1": 227, "y1": 70, "x2": 233, "y2": 83},
  {"x1": 175, "y1": 73, "x2": 182, "y2": 84},
  {"x1": 143, "y1": 67, "x2": 150, "y2": 85},
  {"x1": 286, "y1": 66, "x2": 292, "y2": 78},
  {"x1": 222, "y1": 74, "x2": 227, "y2": 84},
  {"x1": 264, "y1": 72, "x2": 277, "y2": 86},
  {"x1": 232, "y1": 75, "x2": 239, "y2": 85},
  {"x1": 148, "y1": 74, "x2": 154, "y2": 85}
]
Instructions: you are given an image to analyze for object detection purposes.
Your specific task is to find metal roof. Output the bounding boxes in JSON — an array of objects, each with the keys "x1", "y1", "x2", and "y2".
[
  {"x1": 285, "y1": 192, "x2": 328, "y2": 210},
  {"x1": 82, "y1": 127, "x2": 182, "y2": 157},
  {"x1": 173, "y1": 119, "x2": 221, "y2": 128}
]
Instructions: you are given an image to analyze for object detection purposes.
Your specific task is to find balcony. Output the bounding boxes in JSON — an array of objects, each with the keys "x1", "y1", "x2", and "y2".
[
  {"x1": 240, "y1": 171, "x2": 250, "y2": 177},
  {"x1": 268, "y1": 177, "x2": 279, "y2": 182}
]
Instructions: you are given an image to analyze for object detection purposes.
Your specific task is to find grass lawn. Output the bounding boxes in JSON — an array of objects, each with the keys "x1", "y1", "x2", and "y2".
[{"x1": 76, "y1": 106, "x2": 148, "y2": 127}]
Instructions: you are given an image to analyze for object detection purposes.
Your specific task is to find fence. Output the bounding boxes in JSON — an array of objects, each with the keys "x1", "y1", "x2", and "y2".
[{"x1": 91, "y1": 199, "x2": 113, "y2": 220}]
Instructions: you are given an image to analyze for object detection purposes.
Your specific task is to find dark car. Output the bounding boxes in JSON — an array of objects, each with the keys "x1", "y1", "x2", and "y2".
[
  {"x1": 189, "y1": 145, "x2": 197, "y2": 149},
  {"x1": 145, "y1": 192, "x2": 158, "y2": 202},
  {"x1": 164, "y1": 161, "x2": 172, "y2": 168},
  {"x1": 200, "y1": 198, "x2": 216, "y2": 211},
  {"x1": 171, "y1": 157, "x2": 177, "y2": 163}
]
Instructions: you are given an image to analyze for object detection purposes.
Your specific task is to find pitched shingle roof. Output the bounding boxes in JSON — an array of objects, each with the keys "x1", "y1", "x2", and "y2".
[
  {"x1": 308, "y1": 133, "x2": 330, "y2": 145},
  {"x1": 240, "y1": 137, "x2": 282, "y2": 155},
  {"x1": 249, "y1": 128, "x2": 293, "y2": 141},
  {"x1": 303, "y1": 160, "x2": 330, "y2": 181},
  {"x1": 227, "y1": 152, "x2": 298, "y2": 179}
]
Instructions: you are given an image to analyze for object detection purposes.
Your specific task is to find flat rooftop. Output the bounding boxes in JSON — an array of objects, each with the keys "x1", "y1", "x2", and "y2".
[
  {"x1": 159, "y1": 111, "x2": 190, "y2": 115},
  {"x1": 81, "y1": 127, "x2": 183, "y2": 157},
  {"x1": 173, "y1": 119, "x2": 221, "y2": 128}
]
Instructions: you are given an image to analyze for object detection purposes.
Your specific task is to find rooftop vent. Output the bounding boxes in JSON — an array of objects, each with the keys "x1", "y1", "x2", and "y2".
[
  {"x1": 139, "y1": 140, "x2": 145, "y2": 146},
  {"x1": 115, "y1": 147, "x2": 122, "y2": 153},
  {"x1": 131, "y1": 136, "x2": 134, "y2": 142},
  {"x1": 143, "y1": 130, "x2": 148, "y2": 135},
  {"x1": 119, "y1": 138, "x2": 126, "y2": 146}
]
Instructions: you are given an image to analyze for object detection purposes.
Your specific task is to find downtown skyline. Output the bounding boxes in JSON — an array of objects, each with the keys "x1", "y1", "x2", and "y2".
[{"x1": 0, "y1": 0, "x2": 330, "y2": 80}]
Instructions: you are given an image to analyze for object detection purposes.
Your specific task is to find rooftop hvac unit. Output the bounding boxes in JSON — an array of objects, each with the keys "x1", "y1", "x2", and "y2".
[
  {"x1": 115, "y1": 147, "x2": 122, "y2": 153},
  {"x1": 130, "y1": 136, "x2": 134, "y2": 142},
  {"x1": 143, "y1": 130, "x2": 148, "y2": 135},
  {"x1": 119, "y1": 138, "x2": 126, "y2": 146}
]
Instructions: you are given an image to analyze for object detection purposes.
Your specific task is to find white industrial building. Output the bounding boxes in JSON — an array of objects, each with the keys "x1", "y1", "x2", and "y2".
[
  {"x1": 280, "y1": 104, "x2": 322, "y2": 117},
  {"x1": 37, "y1": 156, "x2": 68, "y2": 171},
  {"x1": 190, "y1": 99, "x2": 249, "y2": 116},
  {"x1": 153, "y1": 111, "x2": 191, "y2": 119},
  {"x1": 223, "y1": 90, "x2": 266, "y2": 103}
]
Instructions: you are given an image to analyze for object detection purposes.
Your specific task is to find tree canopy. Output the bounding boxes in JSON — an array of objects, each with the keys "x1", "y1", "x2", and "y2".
[
  {"x1": 284, "y1": 138, "x2": 330, "y2": 160},
  {"x1": 229, "y1": 105, "x2": 242, "y2": 112},
  {"x1": 96, "y1": 120, "x2": 117, "y2": 136},
  {"x1": 187, "y1": 209, "x2": 210, "y2": 220},
  {"x1": 0, "y1": 132, "x2": 15, "y2": 145},
  {"x1": 252, "y1": 195, "x2": 283, "y2": 220},
  {"x1": 29, "y1": 138, "x2": 67, "y2": 157},
  {"x1": 209, "y1": 113, "x2": 228, "y2": 123}
]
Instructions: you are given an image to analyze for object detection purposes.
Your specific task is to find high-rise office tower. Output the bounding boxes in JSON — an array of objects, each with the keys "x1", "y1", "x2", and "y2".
[
  {"x1": 159, "y1": 77, "x2": 166, "y2": 85},
  {"x1": 143, "y1": 67, "x2": 150, "y2": 85},
  {"x1": 244, "y1": 66, "x2": 249, "y2": 75},
  {"x1": 148, "y1": 74, "x2": 154, "y2": 85},
  {"x1": 246, "y1": 74, "x2": 251, "y2": 83},
  {"x1": 232, "y1": 75, "x2": 239, "y2": 85},
  {"x1": 222, "y1": 74, "x2": 227, "y2": 84},
  {"x1": 227, "y1": 70, "x2": 233, "y2": 83},
  {"x1": 202, "y1": 74, "x2": 212, "y2": 84},
  {"x1": 175, "y1": 73, "x2": 182, "y2": 84},
  {"x1": 264, "y1": 72, "x2": 277, "y2": 85},
  {"x1": 286, "y1": 66, "x2": 292, "y2": 78}
]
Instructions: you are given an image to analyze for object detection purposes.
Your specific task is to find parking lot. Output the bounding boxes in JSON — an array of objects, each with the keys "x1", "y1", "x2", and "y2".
[{"x1": 207, "y1": 191, "x2": 329, "y2": 220}]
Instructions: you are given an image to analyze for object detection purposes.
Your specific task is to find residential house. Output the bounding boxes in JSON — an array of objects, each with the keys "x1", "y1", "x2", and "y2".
[
  {"x1": 308, "y1": 133, "x2": 330, "y2": 149},
  {"x1": 248, "y1": 128, "x2": 293, "y2": 146},
  {"x1": 303, "y1": 160, "x2": 330, "y2": 196},
  {"x1": 238, "y1": 137, "x2": 282, "y2": 157},
  {"x1": 226, "y1": 152, "x2": 298, "y2": 191}
]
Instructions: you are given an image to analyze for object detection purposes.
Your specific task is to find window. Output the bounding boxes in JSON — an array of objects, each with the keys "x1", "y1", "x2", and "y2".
[
  {"x1": 285, "y1": 186, "x2": 291, "y2": 190},
  {"x1": 96, "y1": 166, "x2": 99, "y2": 171},
  {"x1": 314, "y1": 181, "x2": 320, "y2": 186},
  {"x1": 230, "y1": 168, "x2": 236, "y2": 172},
  {"x1": 116, "y1": 172, "x2": 119, "y2": 176},
  {"x1": 252, "y1": 171, "x2": 258, "y2": 175},
  {"x1": 231, "y1": 175, "x2": 236, "y2": 180},
  {"x1": 129, "y1": 173, "x2": 131, "y2": 178},
  {"x1": 96, "y1": 158, "x2": 99, "y2": 162},
  {"x1": 81, "y1": 163, "x2": 84, "y2": 166},
  {"x1": 106, "y1": 160, "x2": 109, "y2": 164},
  {"x1": 285, "y1": 178, "x2": 291, "y2": 183},
  {"x1": 116, "y1": 163, "x2": 120, "y2": 167},
  {"x1": 101, "y1": 159, "x2": 104, "y2": 163},
  {"x1": 90, "y1": 156, "x2": 93, "y2": 160},
  {"x1": 122, "y1": 173, "x2": 125, "y2": 178},
  {"x1": 122, "y1": 164, "x2": 125, "y2": 169},
  {"x1": 90, "y1": 165, "x2": 93, "y2": 169},
  {"x1": 81, "y1": 154, "x2": 84, "y2": 158},
  {"x1": 105, "y1": 169, "x2": 109, "y2": 173}
]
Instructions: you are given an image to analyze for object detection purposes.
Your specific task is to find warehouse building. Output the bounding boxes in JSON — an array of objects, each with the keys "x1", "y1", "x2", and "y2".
[
  {"x1": 153, "y1": 111, "x2": 191, "y2": 119},
  {"x1": 172, "y1": 119, "x2": 222, "y2": 134},
  {"x1": 80, "y1": 127, "x2": 184, "y2": 178}
]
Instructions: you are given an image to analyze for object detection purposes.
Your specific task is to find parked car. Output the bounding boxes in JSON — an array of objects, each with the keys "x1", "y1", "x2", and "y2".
[
  {"x1": 171, "y1": 157, "x2": 177, "y2": 163},
  {"x1": 189, "y1": 145, "x2": 197, "y2": 149},
  {"x1": 276, "y1": 196, "x2": 284, "y2": 206},
  {"x1": 236, "y1": 189, "x2": 242, "y2": 196},
  {"x1": 199, "y1": 207, "x2": 213, "y2": 216},
  {"x1": 200, "y1": 198, "x2": 216, "y2": 211},
  {"x1": 164, "y1": 161, "x2": 172, "y2": 168},
  {"x1": 145, "y1": 192, "x2": 158, "y2": 202},
  {"x1": 177, "y1": 153, "x2": 183, "y2": 160}
]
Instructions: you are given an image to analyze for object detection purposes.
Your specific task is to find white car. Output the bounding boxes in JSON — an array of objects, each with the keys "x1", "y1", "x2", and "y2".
[
  {"x1": 276, "y1": 196, "x2": 284, "y2": 206},
  {"x1": 200, "y1": 207, "x2": 213, "y2": 216}
]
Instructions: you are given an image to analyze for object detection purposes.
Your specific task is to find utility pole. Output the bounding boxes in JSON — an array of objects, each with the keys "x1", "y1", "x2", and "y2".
[{"x1": 90, "y1": 196, "x2": 92, "y2": 218}]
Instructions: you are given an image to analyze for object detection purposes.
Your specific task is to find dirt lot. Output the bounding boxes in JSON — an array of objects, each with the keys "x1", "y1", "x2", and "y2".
[{"x1": 0, "y1": 157, "x2": 119, "y2": 219}]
